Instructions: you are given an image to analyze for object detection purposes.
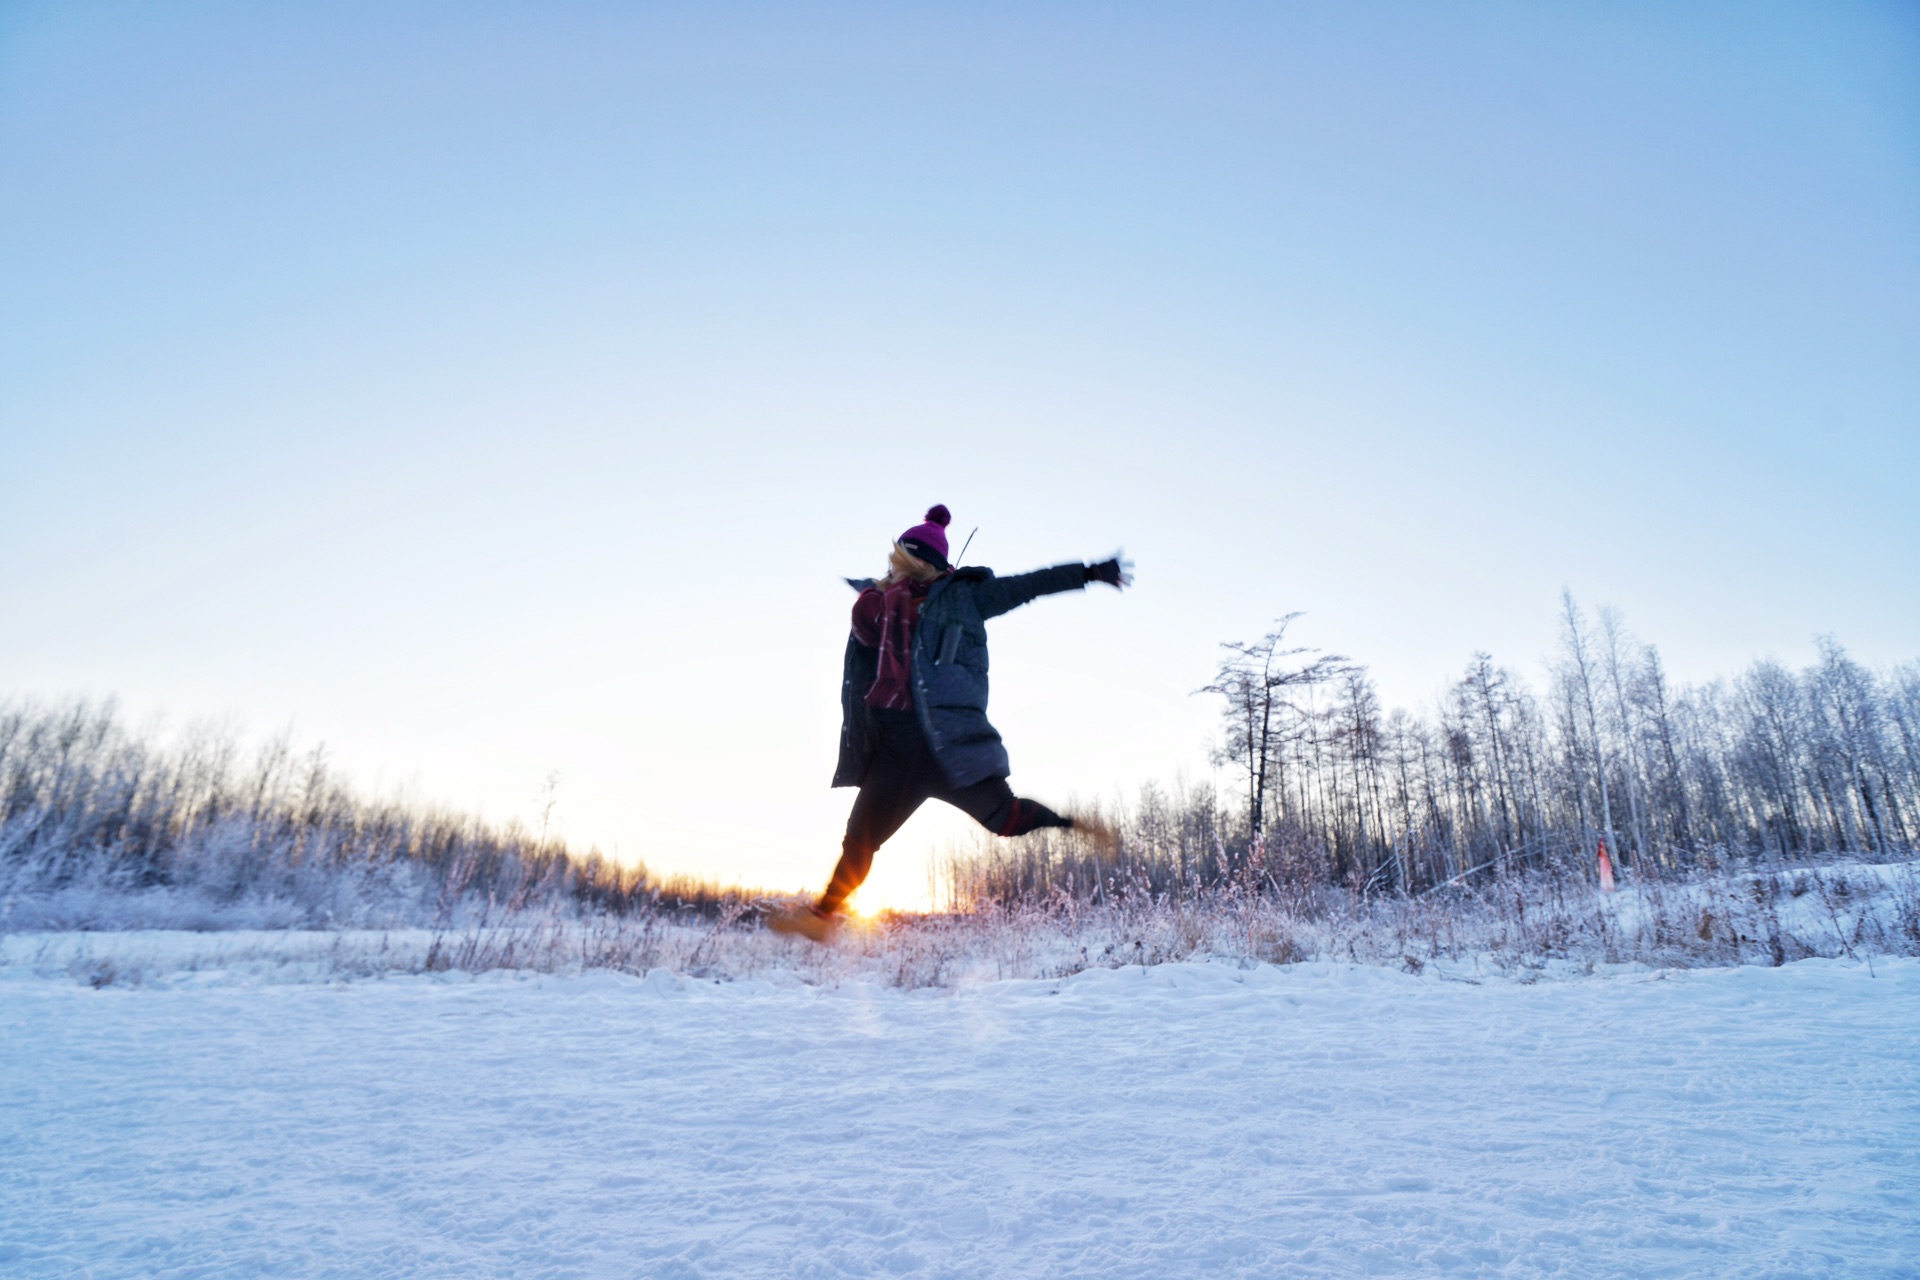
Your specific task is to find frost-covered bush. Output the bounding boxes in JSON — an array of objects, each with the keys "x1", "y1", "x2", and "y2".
[
  {"x1": 0, "y1": 699, "x2": 739, "y2": 931},
  {"x1": 12, "y1": 859, "x2": 1917, "y2": 990}
]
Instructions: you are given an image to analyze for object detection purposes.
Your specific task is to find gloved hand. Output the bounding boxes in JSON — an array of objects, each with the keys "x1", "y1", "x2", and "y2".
[{"x1": 1085, "y1": 555, "x2": 1134, "y2": 589}]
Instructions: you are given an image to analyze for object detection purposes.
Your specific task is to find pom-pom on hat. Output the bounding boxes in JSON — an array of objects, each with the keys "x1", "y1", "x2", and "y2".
[{"x1": 898, "y1": 504, "x2": 952, "y2": 569}]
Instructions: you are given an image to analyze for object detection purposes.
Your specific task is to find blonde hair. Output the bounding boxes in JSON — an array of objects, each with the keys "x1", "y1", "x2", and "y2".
[{"x1": 884, "y1": 541, "x2": 942, "y2": 586}]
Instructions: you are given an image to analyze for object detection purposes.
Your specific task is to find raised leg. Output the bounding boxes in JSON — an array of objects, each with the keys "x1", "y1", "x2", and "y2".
[{"x1": 941, "y1": 775, "x2": 1073, "y2": 837}]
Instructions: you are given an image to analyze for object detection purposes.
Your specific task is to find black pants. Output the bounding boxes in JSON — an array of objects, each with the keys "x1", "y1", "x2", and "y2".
[{"x1": 822, "y1": 709, "x2": 1071, "y2": 911}]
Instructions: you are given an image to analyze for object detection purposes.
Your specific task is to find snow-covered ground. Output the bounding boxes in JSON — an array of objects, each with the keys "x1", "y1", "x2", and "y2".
[{"x1": 3, "y1": 955, "x2": 1916, "y2": 1278}]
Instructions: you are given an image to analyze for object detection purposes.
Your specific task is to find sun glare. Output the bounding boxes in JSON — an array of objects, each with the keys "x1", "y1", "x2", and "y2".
[{"x1": 841, "y1": 883, "x2": 930, "y2": 919}]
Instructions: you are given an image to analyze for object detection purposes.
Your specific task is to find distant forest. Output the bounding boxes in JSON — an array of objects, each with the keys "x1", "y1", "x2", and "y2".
[
  {"x1": 950, "y1": 594, "x2": 1918, "y2": 905},
  {"x1": 0, "y1": 699, "x2": 698, "y2": 928}
]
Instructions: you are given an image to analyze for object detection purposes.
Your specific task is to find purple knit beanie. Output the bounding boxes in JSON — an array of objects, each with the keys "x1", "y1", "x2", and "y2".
[{"x1": 898, "y1": 504, "x2": 952, "y2": 569}]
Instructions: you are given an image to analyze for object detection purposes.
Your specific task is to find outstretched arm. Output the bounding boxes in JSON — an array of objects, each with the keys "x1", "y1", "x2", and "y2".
[{"x1": 975, "y1": 557, "x2": 1131, "y2": 620}]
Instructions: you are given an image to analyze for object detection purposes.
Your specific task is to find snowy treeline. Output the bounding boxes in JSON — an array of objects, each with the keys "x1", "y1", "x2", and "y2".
[
  {"x1": 948, "y1": 597, "x2": 1918, "y2": 904},
  {"x1": 3, "y1": 690, "x2": 1917, "y2": 980},
  {"x1": 0, "y1": 700, "x2": 739, "y2": 931},
  {"x1": 5, "y1": 593, "x2": 1917, "y2": 960}
]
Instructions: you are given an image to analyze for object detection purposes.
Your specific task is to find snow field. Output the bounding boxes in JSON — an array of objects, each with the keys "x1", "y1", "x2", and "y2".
[{"x1": 3, "y1": 956, "x2": 1916, "y2": 1278}]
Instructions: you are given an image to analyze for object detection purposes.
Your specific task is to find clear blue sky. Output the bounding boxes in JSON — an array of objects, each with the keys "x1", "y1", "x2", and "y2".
[{"x1": 5, "y1": 2, "x2": 1916, "y2": 906}]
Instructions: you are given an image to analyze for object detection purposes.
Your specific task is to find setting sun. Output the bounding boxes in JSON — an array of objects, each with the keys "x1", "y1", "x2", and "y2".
[{"x1": 840, "y1": 881, "x2": 933, "y2": 920}]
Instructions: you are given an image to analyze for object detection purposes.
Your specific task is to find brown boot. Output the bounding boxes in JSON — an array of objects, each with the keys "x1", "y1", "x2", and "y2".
[{"x1": 767, "y1": 902, "x2": 841, "y2": 943}]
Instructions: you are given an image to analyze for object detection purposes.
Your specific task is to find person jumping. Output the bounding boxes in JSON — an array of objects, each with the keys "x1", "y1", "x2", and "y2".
[{"x1": 770, "y1": 504, "x2": 1130, "y2": 941}]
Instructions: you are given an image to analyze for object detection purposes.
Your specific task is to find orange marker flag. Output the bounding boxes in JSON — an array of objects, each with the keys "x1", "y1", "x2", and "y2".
[{"x1": 1597, "y1": 838, "x2": 1616, "y2": 893}]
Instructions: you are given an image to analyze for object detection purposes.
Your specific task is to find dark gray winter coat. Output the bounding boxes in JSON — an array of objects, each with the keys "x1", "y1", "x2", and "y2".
[{"x1": 833, "y1": 563, "x2": 1088, "y2": 790}]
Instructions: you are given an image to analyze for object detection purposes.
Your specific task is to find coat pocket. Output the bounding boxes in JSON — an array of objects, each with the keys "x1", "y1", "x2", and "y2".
[{"x1": 935, "y1": 623, "x2": 963, "y2": 666}]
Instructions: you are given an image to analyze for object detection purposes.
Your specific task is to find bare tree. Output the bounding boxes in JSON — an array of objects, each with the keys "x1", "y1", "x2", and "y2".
[
  {"x1": 1635, "y1": 645, "x2": 1693, "y2": 862},
  {"x1": 1737, "y1": 660, "x2": 1809, "y2": 856},
  {"x1": 1200, "y1": 616, "x2": 1346, "y2": 848},
  {"x1": 1558, "y1": 591, "x2": 1621, "y2": 870},
  {"x1": 1599, "y1": 607, "x2": 1650, "y2": 865}
]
